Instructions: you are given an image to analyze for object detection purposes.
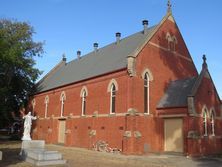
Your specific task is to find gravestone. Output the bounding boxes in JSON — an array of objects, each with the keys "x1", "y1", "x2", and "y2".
[{"x1": 0, "y1": 151, "x2": 2, "y2": 160}]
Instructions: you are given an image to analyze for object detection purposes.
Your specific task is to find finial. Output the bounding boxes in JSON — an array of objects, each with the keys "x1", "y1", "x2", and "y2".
[
  {"x1": 203, "y1": 54, "x2": 206, "y2": 63},
  {"x1": 167, "y1": 0, "x2": 172, "y2": 13},
  {"x1": 62, "y1": 53, "x2": 66, "y2": 62},
  {"x1": 202, "y1": 54, "x2": 207, "y2": 69}
]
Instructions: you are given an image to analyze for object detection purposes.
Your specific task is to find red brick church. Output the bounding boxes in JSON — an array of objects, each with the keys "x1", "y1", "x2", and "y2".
[{"x1": 30, "y1": 3, "x2": 222, "y2": 156}]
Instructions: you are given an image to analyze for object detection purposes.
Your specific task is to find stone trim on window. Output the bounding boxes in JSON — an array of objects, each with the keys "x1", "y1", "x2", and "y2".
[
  {"x1": 31, "y1": 98, "x2": 36, "y2": 115},
  {"x1": 60, "y1": 91, "x2": 66, "y2": 117},
  {"x1": 141, "y1": 68, "x2": 154, "y2": 81},
  {"x1": 80, "y1": 86, "x2": 88, "y2": 97},
  {"x1": 166, "y1": 32, "x2": 177, "y2": 51},
  {"x1": 107, "y1": 79, "x2": 118, "y2": 92},
  {"x1": 110, "y1": 83, "x2": 116, "y2": 114},
  {"x1": 142, "y1": 69, "x2": 153, "y2": 115},
  {"x1": 44, "y1": 95, "x2": 49, "y2": 118},
  {"x1": 202, "y1": 105, "x2": 209, "y2": 137},
  {"x1": 209, "y1": 107, "x2": 216, "y2": 136},
  {"x1": 81, "y1": 89, "x2": 87, "y2": 116}
]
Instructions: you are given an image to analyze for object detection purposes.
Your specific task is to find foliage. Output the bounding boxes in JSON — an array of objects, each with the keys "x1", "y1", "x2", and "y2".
[{"x1": 0, "y1": 19, "x2": 44, "y2": 128}]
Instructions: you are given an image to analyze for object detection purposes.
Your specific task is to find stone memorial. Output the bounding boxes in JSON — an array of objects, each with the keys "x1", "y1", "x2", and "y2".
[
  {"x1": 20, "y1": 111, "x2": 66, "y2": 166},
  {"x1": 20, "y1": 140, "x2": 66, "y2": 166},
  {"x1": 21, "y1": 111, "x2": 37, "y2": 141}
]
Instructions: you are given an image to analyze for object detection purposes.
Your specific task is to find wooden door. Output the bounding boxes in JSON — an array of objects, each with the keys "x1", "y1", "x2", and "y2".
[
  {"x1": 58, "y1": 120, "x2": 66, "y2": 144},
  {"x1": 164, "y1": 119, "x2": 183, "y2": 152}
]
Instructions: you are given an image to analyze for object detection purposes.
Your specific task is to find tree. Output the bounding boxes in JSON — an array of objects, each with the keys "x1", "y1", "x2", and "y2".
[{"x1": 0, "y1": 19, "x2": 44, "y2": 128}]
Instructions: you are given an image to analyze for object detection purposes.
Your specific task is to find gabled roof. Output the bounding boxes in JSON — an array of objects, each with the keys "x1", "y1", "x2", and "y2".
[
  {"x1": 157, "y1": 59, "x2": 221, "y2": 109},
  {"x1": 157, "y1": 77, "x2": 197, "y2": 108},
  {"x1": 189, "y1": 66, "x2": 221, "y2": 102},
  {"x1": 37, "y1": 11, "x2": 178, "y2": 93},
  {"x1": 37, "y1": 25, "x2": 157, "y2": 92}
]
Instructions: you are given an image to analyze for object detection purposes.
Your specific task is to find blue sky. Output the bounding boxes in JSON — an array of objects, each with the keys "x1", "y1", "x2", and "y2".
[{"x1": 1, "y1": 0, "x2": 222, "y2": 98}]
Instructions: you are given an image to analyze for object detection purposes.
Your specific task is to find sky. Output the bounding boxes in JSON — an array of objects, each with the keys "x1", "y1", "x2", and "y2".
[{"x1": 1, "y1": 0, "x2": 222, "y2": 98}]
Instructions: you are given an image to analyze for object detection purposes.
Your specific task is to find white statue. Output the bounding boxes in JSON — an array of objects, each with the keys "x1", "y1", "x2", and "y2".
[{"x1": 20, "y1": 109, "x2": 37, "y2": 141}]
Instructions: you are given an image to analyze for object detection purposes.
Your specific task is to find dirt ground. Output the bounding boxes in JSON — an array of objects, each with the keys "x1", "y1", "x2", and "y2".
[{"x1": 1, "y1": 141, "x2": 222, "y2": 167}]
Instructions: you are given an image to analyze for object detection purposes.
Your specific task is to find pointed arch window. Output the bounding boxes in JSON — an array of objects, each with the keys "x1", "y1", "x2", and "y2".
[
  {"x1": 203, "y1": 109, "x2": 208, "y2": 136},
  {"x1": 44, "y1": 95, "x2": 49, "y2": 118},
  {"x1": 210, "y1": 111, "x2": 215, "y2": 136},
  {"x1": 172, "y1": 36, "x2": 177, "y2": 51},
  {"x1": 144, "y1": 73, "x2": 150, "y2": 114},
  {"x1": 107, "y1": 79, "x2": 118, "y2": 114},
  {"x1": 110, "y1": 83, "x2": 116, "y2": 114},
  {"x1": 31, "y1": 99, "x2": 36, "y2": 115},
  {"x1": 60, "y1": 91, "x2": 66, "y2": 117},
  {"x1": 166, "y1": 32, "x2": 177, "y2": 51},
  {"x1": 81, "y1": 90, "x2": 87, "y2": 116}
]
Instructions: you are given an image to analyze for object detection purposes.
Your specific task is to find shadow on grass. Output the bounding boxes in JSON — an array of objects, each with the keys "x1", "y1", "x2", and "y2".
[
  {"x1": 1, "y1": 148, "x2": 24, "y2": 166},
  {"x1": 0, "y1": 140, "x2": 30, "y2": 166},
  {"x1": 193, "y1": 157, "x2": 222, "y2": 167}
]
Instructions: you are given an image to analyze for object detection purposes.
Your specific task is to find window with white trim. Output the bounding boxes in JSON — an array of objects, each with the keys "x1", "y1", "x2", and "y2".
[
  {"x1": 203, "y1": 110, "x2": 208, "y2": 136},
  {"x1": 32, "y1": 99, "x2": 36, "y2": 115},
  {"x1": 81, "y1": 90, "x2": 86, "y2": 116},
  {"x1": 210, "y1": 111, "x2": 215, "y2": 136},
  {"x1": 60, "y1": 91, "x2": 66, "y2": 117},
  {"x1": 172, "y1": 36, "x2": 177, "y2": 51},
  {"x1": 110, "y1": 83, "x2": 116, "y2": 114},
  {"x1": 44, "y1": 95, "x2": 49, "y2": 118},
  {"x1": 166, "y1": 32, "x2": 177, "y2": 51},
  {"x1": 144, "y1": 72, "x2": 150, "y2": 114}
]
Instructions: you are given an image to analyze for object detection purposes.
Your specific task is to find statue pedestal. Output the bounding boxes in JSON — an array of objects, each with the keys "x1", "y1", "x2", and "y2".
[
  {"x1": 20, "y1": 140, "x2": 66, "y2": 166},
  {"x1": 20, "y1": 140, "x2": 45, "y2": 157},
  {"x1": 21, "y1": 140, "x2": 45, "y2": 150}
]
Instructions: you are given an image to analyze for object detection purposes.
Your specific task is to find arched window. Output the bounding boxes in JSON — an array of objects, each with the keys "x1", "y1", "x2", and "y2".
[
  {"x1": 166, "y1": 32, "x2": 172, "y2": 51},
  {"x1": 144, "y1": 73, "x2": 150, "y2": 114},
  {"x1": 44, "y1": 95, "x2": 49, "y2": 118},
  {"x1": 31, "y1": 98, "x2": 36, "y2": 115},
  {"x1": 107, "y1": 79, "x2": 118, "y2": 114},
  {"x1": 80, "y1": 86, "x2": 88, "y2": 116},
  {"x1": 110, "y1": 83, "x2": 116, "y2": 114},
  {"x1": 81, "y1": 90, "x2": 87, "y2": 116},
  {"x1": 166, "y1": 32, "x2": 177, "y2": 51},
  {"x1": 210, "y1": 110, "x2": 215, "y2": 136},
  {"x1": 60, "y1": 91, "x2": 66, "y2": 117},
  {"x1": 203, "y1": 109, "x2": 208, "y2": 136},
  {"x1": 172, "y1": 36, "x2": 177, "y2": 51}
]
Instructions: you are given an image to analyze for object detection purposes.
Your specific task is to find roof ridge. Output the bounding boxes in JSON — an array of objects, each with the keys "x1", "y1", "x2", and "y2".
[
  {"x1": 171, "y1": 76, "x2": 197, "y2": 83},
  {"x1": 65, "y1": 25, "x2": 158, "y2": 65}
]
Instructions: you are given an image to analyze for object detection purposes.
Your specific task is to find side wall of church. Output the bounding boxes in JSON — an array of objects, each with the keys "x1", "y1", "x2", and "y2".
[{"x1": 187, "y1": 76, "x2": 222, "y2": 156}]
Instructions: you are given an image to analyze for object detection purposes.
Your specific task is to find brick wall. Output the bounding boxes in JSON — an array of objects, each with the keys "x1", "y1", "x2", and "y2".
[
  {"x1": 31, "y1": 17, "x2": 221, "y2": 156},
  {"x1": 187, "y1": 75, "x2": 222, "y2": 156}
]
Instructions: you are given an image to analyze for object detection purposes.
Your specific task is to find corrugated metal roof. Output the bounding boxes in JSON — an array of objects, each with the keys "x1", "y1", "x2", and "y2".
[
  {"x1": 157, "y1": 77, "x2": 197, "y2": 108},
  {"x1": 38, "y1": 26, "x2": 157, "y2": 92}
]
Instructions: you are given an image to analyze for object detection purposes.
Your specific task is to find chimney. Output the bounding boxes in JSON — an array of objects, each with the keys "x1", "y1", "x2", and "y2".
[
  {"x1": 116, "y1": 32, "x2": 121, "y2": 44},
  {"x1": 77, "y1": 50, "x2": 81, "y2": 59},
  {"x1": 62, "y1": 53, "x2": 66, "y2": 62},
  {"x1": 93, "y1": 43, "x2": 98, "y2": 52},
  {"x1": 142, "y1": 20, "x2": 148, "y2": 34}
]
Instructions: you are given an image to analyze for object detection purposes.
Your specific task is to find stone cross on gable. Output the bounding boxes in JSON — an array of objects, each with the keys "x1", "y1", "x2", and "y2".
[
  {"x1": 167, "y1": 0, "x2": 172, "y2": 13},
  {"x1": 202, "y1": 54, "x2": 208, "y2": 69},
  {"x1": 203, "y1": 54, "x2": 206, "y2": 63}
]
